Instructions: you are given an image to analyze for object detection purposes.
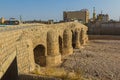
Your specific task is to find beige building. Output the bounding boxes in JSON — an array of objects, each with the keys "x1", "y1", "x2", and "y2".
[
  {"x1": 63, "y1": 9, "x2": 89, "y2": 24},
  {"x1": 0, "y1": 17, "x2": 5, "y2": 24},
  {"x1": 97, "y1": 14, "x2": 109, "y2": 22}
]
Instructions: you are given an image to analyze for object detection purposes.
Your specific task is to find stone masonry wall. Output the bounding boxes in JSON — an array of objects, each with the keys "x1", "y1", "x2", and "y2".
[{"x1": 88, "y1": 22, "x2": 120, "y2": 35}]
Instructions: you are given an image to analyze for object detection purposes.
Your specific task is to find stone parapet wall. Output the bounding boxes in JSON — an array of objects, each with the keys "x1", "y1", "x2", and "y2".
[{"x1": 88, "y1": 22, "x2": 120, "y2": 35}]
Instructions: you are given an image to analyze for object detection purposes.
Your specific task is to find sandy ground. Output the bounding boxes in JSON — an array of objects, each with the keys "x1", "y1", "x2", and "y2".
[{"x1": 62, "y1": 40, "x2": 120, "y2": 80}]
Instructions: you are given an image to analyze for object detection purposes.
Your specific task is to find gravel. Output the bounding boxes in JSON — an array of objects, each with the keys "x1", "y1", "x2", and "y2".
[{"x1": 62, "y1": 40, "x2": 120, "y2": 80}]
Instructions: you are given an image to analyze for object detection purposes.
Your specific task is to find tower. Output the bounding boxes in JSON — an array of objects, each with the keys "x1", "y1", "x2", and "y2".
[
  {"x1": 93, "y1": 7, "x2": 96, "y2": 22},
  {"x1": 0, "y1": 17, "x2": 5, "y2": 24},
  {"x1": 100, "y1": 10, "x2": 103, "y2": 21}
]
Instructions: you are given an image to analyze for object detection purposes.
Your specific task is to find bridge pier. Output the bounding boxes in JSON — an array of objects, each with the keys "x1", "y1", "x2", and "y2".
[
  {"x1": 74, "y1": 28, "x2": 81, "y2": 48},
  {"x1": 62, "y1": 29, "x2": 73, "y2": 55},
  {"x1": 81, "y1": 28, "x2": 87, "y2": 45},
  {"x1": 26, "y1": 39, "x2": 35, "y2": 71},
  {"x1": 47, "y1": 30, "x2": 61, "y2": 67}
]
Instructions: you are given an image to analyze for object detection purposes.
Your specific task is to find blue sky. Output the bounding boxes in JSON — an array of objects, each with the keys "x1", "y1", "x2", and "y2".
[{"x1": 0, "y1": 0, "x2": 120, "y2": 21}]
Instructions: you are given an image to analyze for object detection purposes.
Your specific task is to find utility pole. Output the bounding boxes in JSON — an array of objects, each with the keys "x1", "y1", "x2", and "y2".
[
  {"x1": 19, "y1": 15, "x2": 22, "y2": 23},
  {"x1": 101, "y1": 10, "x2": 103, "y2": 14},
  {"x1": 119, "y1": 16, "x2": 120, "y2": 22}
]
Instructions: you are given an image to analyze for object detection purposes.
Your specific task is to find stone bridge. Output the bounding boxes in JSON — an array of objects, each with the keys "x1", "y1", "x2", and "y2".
[{"x1": 0, "y1": 22, "x2": 88, "y2": 80}]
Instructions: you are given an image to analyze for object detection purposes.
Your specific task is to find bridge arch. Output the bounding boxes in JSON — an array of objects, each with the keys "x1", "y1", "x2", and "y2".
[{"x1": 33, "y1": 44, "x2": 46, "y2": 67}]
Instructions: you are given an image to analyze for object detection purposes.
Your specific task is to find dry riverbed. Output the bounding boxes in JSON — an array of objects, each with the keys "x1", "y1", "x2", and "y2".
[{"x1": 62, "y1": 40, "x2": 120, "y2": 80}]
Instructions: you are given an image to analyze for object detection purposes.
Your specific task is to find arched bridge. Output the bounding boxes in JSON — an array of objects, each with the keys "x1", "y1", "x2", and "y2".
[{"x1": 0, "y1": 22, "x2": 88, "y2": 80}]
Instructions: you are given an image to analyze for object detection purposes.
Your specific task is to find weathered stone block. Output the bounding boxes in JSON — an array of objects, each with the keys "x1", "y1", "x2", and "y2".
[{"x1": 46, "y1": 54, "x2": 61, "y2": 67}]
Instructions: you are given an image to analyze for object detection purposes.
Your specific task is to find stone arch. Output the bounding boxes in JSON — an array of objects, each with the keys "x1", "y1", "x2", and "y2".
[
  {"x1": 33, "y1": 44, "x2": 46, "y2": 67},
  {"x1": 59, "y1": 36, "x2": 63, "y2": 54}
]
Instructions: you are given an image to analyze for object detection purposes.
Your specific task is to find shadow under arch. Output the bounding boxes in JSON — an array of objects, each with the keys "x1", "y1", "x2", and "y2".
[
  {"x1": 59, "y1": 36, "x2": 63, "y2": 54},
  {"x1": 1, "y1": 57, "x2": 18, "y2": 80},
  {"x1": 33, "y1": 44, "x2": 46, "y2": 67},
  {"x1": 71, "y1": 30, "x2": 75, "y2": 48}
]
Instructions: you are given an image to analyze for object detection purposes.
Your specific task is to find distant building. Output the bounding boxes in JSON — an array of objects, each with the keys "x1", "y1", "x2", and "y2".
[
  {"x1": 4, "y1": 20, "x2": 19, "y2": 25},
  {"x1": 0, "y1": 17, "x2": 20, "y2": 25},
  {"x1": 97, "y1": 14, "x2": 109, "y2": 22},
  {"x1": 48, "y1": 20, "x2": 54, "y2": 24},
  {"x1": 0, "y1": 17, "x2": 5, "y2": 24},
  {"x1": 5, "y1": 18, "x2": 20, "y2": 25},
  {"x1": 63, "y1": 9, "x2": 89, "y2": 24}
]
